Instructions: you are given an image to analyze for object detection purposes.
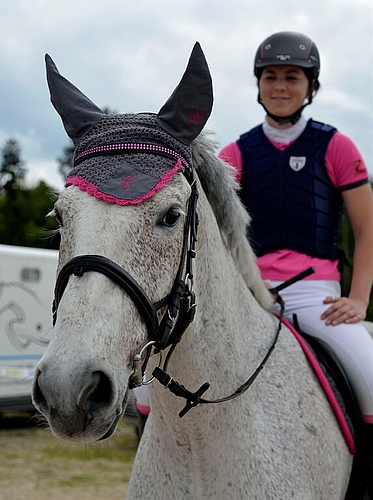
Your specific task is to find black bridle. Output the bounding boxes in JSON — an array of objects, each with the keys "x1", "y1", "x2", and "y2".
[
  {"x1": 52, "y1": 167, "x2": 199, "y2": 377},
  {"x1": 52, "y1": 164, "x2": 315, "y2": 418}
]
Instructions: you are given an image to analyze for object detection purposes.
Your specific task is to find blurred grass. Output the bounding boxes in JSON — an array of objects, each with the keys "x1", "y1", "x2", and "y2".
[{"x1": 0, "y1": 412, "x2": 139, "y2": 500}]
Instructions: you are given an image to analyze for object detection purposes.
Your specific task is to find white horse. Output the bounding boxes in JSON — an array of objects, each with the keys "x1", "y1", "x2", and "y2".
[{"x1": 32, "y1": 44, "x2": 357, "y2": 499}]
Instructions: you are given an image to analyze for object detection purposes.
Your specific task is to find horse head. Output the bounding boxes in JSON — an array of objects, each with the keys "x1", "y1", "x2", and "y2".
[{"x1": 32, "y1": 43, "x2": 219, "y2": 442}]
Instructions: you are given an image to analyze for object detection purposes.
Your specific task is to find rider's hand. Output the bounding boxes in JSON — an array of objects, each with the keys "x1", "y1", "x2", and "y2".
[{"x1": 321, "y1": 296, "x2": 367, "y2": 325}]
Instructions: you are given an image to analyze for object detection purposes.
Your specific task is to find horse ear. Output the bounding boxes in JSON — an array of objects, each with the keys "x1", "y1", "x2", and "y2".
[
  {"x1": 156, "y1": 42, "x2": 213, "y2": 145},
  {"x1": 45, "y1": 54, "x2": 105, "y2": 146}
]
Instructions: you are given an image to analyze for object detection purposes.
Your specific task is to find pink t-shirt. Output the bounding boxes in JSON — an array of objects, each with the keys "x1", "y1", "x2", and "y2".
[{"x1": 219, "y1": 128, "x2": 369, "y2": 281}]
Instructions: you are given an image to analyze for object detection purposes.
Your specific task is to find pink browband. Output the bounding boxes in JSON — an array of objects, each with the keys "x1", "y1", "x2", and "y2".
[
  {"x1": 67, "y1": 142, "x2": 192, "y2": 206},
  {"x1": 74, "y1": 143, "x2": 191, "y2": 168}
]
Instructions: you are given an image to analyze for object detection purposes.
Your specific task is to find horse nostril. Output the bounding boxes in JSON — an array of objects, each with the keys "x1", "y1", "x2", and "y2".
[
  {"x1": 32, "y1": 368, "x2": 50, "y2": 414},
  {"x1": 78, "y1": 371, "x2": 113, "y2": 414}
]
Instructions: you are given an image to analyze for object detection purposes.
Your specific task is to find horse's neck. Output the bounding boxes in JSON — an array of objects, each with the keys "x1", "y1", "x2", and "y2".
[
  {"x1": 147, "y1": 198, "x2": 276, "y2": 415},
  {"x1": 189, "y1": 239, "x2": 274, "y2": 385}
]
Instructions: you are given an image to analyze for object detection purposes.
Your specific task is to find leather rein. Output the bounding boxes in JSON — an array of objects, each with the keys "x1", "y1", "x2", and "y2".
[{"x1": 52, "y1": 165, "x2": 314, "y2": 418}]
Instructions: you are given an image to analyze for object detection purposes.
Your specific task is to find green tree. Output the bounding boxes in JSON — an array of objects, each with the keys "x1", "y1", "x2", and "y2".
[
  {"x1": 0, "y1": 138, "x2": 26, "y2": 194},
  {"x1": 22, "y1": 181, "x2": 59, "y2": 249},
  {"x1": 0, "y1": 139, "x2": 58, "y2": 249},
  {"x1": 0, "y1": 180, "x2": 58, "y2": 249},
  {"x1": 0, "y1": 139, "x2": 27, "y2": 244}
]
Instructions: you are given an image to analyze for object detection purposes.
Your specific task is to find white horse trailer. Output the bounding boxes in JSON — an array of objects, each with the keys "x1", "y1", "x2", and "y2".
[{"x1": 0, "y1": 244, "x2": 58, "y2": 412}]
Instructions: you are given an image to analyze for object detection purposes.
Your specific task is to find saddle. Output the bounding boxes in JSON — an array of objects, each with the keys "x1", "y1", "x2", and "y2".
[{"x1": 287, "y1": 315, "x2": 372, "y2": 500}]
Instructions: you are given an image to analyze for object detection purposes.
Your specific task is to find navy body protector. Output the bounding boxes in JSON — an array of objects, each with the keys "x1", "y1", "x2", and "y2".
[{"x1": 237, "y1": 119, "x2": 344, "y2": 258}]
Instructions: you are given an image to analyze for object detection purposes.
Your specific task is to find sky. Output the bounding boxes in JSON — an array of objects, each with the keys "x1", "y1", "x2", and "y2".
[{"x1": 0, "y1": 0, "x2": 372, "y2": 191}]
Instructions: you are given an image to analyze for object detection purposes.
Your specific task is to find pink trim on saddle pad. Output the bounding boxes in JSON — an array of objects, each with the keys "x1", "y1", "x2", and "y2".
[{"x1": 282, "y1": 317, "x2": 356, "y2": 454}]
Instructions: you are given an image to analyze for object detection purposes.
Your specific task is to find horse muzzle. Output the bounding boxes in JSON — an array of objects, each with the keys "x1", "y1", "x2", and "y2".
[{"x1": 32, "y1": 359, "x2": 128, "y2": 442}]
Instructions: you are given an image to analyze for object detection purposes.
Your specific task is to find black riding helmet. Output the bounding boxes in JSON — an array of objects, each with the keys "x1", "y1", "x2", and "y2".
[{"x1": 254, "y1": 32, "x2": 321, "y2": 125}]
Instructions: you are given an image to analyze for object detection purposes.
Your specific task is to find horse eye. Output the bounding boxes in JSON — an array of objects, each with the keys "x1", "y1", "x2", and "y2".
[{"x1": 160, "y1": 207, "x2": 182, "y2": 227}]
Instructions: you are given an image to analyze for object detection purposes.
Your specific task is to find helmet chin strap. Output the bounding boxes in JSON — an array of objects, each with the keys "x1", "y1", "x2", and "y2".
[{"x1": 257, "y1": 94, "x2": 313, "y2": 126}]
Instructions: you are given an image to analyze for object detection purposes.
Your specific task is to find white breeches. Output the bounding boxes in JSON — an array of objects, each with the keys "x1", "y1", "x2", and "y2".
[{"x1": 268, "y1": 279, "x2": 373, "y2": 422}]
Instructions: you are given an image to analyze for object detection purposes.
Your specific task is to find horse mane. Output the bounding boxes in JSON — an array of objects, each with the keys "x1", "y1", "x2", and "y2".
[{"x1": 191, "y1": 132, "x2": 273, "y2": 311}]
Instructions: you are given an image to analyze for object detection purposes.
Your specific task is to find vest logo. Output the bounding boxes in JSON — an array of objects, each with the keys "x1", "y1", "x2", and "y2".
[{"x1": 289, "y1": 156, "x2": 306, "y2": 172}]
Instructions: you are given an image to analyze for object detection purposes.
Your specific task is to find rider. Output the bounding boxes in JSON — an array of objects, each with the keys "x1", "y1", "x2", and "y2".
[{"x1": 219, "y1": 31, "x2": 373, "y2": 448}]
